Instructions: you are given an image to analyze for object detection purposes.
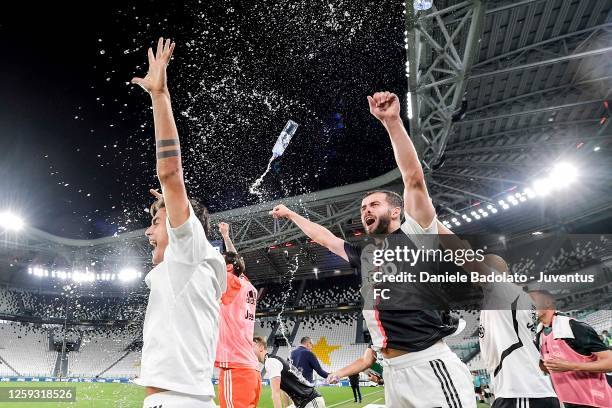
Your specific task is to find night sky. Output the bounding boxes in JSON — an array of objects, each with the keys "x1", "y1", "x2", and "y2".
[{"x1": 1, "y1": 0, "x2": 408, "y2": 238}]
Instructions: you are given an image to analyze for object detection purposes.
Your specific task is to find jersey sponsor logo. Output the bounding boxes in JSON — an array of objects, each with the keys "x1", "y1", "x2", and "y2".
[
  {"x1": 478, "y1": 324, "x2": 485, "y2": 338},
  {"x1": 246, "y1": 289, "x2": 256, "y2": 305},
  {"x1": 244, "y1": 309, "x2": 255, "y2": 321}
]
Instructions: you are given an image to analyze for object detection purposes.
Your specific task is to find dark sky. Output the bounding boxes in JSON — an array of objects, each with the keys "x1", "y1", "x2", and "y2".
[{"x1": 0, "y1": 0, "x2": 407, "y2": 238}]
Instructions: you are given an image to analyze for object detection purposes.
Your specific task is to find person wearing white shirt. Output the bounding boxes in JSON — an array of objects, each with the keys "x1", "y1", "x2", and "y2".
[{"x1": 131, "y1": 37, "x2": 226, "y2": 408}]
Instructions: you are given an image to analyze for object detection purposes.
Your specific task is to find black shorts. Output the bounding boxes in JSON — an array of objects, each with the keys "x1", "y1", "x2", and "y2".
[{"x1": 492, "y1": 397, "x2": 560, "y2": 408}]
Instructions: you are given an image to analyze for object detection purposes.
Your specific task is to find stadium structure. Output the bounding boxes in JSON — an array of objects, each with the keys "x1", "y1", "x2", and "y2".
[{"x1": 1, "y1": 1, "x2": 611, "y2": 406}]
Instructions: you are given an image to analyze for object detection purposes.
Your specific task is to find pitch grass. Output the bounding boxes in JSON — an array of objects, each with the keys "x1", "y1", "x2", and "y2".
[
  {"x1": 0, "y1": 382, "x2": 492, "y2": 407},
  {"x1": 0, "y1": 382, "x2": 384, "y2": 407}
]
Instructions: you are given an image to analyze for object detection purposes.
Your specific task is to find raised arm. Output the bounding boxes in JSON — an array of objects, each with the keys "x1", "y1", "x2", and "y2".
[
  {"x1": 219, "y1": 222, "x2": 237, "y2": 253},
  {"x1": 368, "y1": 92, "x2": 435, "y2": 228},
  {"x1": 271, "y1": 204, "x2": 347, "y2": 261},
  {"x1": 132, "y1": 37, "x2": 189, "y2": 228}
]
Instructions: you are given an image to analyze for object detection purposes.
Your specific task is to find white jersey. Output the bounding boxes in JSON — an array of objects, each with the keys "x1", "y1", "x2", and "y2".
[
  {"x1": 135, "y1": 203, "x2": 227, "y2": 396},
  {"x1": 479, "y1": 283, "x2": 556, "y2": 399}
]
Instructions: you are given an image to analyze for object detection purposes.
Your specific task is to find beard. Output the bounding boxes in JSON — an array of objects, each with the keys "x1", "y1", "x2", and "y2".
[{"x1": 369, "y1": 211, "x2": 392, "y2": 235}]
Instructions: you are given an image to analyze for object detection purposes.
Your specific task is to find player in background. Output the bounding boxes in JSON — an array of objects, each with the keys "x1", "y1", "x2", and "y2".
[
  {"x1": 272, "y1": 92, "x2": 474, "y2": 408},
  {"x1": 215, "y1": 222, "x2": 261, "y2": 408},
  {"x1": 436, "y1": 223, "x2": 560, "y2": 408},
  {"x1": 530, "y1": 290, "x2": 612, "y2": 408},
  {"x1": 290, "y1": 337, "x2": 329, "y2": 384},
  {"x1": 253, "y1": 337, "x2": 326, "y2": 408},
  {"x1": 132, "y1": 38, "x2": 227, "y2": 408}
]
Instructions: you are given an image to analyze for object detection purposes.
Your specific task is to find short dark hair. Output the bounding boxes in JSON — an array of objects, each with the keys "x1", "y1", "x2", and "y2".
[
  {"x1": 150, "y1": 196, "x2": 211, "y2": 236},
  {"x1": 300, "y1": 336, "x2": 312, "y2": 345},
  {"x1": 224, "y1": 251, "x2": 246, "y2": 275},
  {"x1": 253, "y1": 336, "x2": 266, "y2": 346},
  {"x1": 362, "y1": 190, "x2": 403, "y2": 209}
]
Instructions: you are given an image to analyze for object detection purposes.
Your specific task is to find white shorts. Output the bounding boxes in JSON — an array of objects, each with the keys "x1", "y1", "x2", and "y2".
[
  {"x1": 303, "y1": 396, "x2": 326, "y2": 408},
  {"x1": 382, "y1": 341, "x2": 476, "y2": 408},
  {"x1": 142, "y1": 390, "x2": 216, "y2": 408}
]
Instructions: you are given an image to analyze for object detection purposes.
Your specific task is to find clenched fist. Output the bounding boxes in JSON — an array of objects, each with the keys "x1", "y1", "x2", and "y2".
[
  {"x1": 367, "y1": 91, "x2": 401, "y2": 124},
  {"x1": 218, "y1": 222, "x2": 230, "y2": 237},
  {"x1": 271, "y1": 204, "x2": 294, "y2": 219}
]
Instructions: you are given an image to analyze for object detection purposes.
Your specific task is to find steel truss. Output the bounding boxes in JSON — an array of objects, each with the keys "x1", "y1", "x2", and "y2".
[{"x1": 405, "y1": 0, "x2": 486, "y2": 170}]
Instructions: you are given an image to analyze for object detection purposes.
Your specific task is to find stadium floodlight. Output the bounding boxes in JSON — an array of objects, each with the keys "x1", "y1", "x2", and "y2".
[
  {"x1": 0, "y1": 211, "x2": 24, "y2": 231},
  {"x1": 482, "y1": 212, "x2": 488, "y2": 217},
  {"x1": 532, "y1": 231, "x2": 543, "y2": 236},
  {"x1": 532, "y1": 178, "x2": 551, "y2": 196},
  {"x1": 454, "y1": 221, "x2": 461, "y2": 226},
  {"x1": 118, "y1": 268, "x2": 138, "y2": 282},
  {"x1": 550, "y1": 162, "x2": 577, "y2": 189},
  {"x1": 498, "y1": 200, "x2": 505, "y2": 206},
  {"x1": 594, "y1": 146, "x2": 600, "y2": 151},
  {"x1": 474, "y1": 214, "x2": 481, "y2": 220},
  {"x1": 313, "y1": 268, "x2": 319, "y2": 273},
  {"x1": 470, "y1": 211, "x2": 477, "y2": 216},
  {"x1": 451, "y1": 217, "x2": 457, "y2": 223},
  {"x1": 461, "y1": 214, "x2": 467, "y2": 219},
  {"x1": 502, "y1": 204, "x2": 509, "y2": 210},
  {"x1": 465, "y1": 217, "x2": 472, "y2": 223},
  {"x1": 491, "y1": 208, "x2": 498, "y2": 214}
]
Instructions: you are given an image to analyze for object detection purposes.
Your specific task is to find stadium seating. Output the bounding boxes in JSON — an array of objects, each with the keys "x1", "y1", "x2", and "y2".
[
  {"x1": 0, "y1": 321, "x2": 56, "y2": 377},
  {"x1": 67, "y1": 327, "x2": 140, "y2": 378},
  {"x1": 0, "y1": 287, "x2": 21, "y2": 315}
]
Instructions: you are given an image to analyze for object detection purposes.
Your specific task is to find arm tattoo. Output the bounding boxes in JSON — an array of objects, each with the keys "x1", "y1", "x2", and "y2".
[
  {"x1": 157, "y1": 149, "x2": 180, "y2": 159},
  {"x1": 156, "y1": 139, "x2": 179, "y2": 148}
]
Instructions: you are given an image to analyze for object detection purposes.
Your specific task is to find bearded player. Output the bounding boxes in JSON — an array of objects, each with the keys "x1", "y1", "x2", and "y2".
[
  {"x1": 215, "y1": 222, "x2": 261, "y2": 408},
  {"x1": 272, "y1": 92, "x2": 474, "y2": 407}
]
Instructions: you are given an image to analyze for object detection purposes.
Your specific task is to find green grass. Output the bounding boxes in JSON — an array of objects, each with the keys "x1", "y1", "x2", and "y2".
[
  {"x1": 0, "y1": 382, "x2": 386, "y2": 408},
  {"x1": 0, "y1": 382, "x2": 493, "y2": 407}
]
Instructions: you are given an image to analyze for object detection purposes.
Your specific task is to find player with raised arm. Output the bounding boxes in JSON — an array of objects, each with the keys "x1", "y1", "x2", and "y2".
[
  {"x1": 131, "y1": 38, "x2": 227, "y2": 408},
  {"x1": 215, "y1": 222, "x2": 261, "y2": 408},
  {"x1": 272, "y1": 92, "x2": 474, "y2": 407}
]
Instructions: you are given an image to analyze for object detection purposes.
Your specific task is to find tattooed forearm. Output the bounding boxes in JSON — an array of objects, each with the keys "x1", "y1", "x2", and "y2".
[{"x1": 156, "y1": 138, "x2": 180, "y2": 159}]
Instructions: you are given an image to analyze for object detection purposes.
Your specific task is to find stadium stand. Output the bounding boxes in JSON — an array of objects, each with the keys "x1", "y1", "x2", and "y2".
[{"x1": 0, "y1": 321, "x2": 56, "y2": 377}]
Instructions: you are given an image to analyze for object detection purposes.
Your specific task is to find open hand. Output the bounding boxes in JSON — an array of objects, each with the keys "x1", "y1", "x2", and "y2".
[
  {"x1": 131, "y1": 37, "x2": 176, "y2": 96},
  {"x1": 542, "y1": 357, "x2": 576, "y2": 372}
]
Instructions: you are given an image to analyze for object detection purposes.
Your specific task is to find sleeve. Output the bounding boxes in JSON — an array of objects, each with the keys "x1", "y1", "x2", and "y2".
[
  {"x1": 401, "y1": 211, "x2": 438, "y2": 234},
  {"x1": 221, "y1": 273, "x2": 242, "y2": 305},
  {"x1": 343, "y1": 241, "x2": 362, "y2": 269},
  {"x1": 568, "y1": 320, "x2": 610, "y2": 354},
  {"x1": 265, "y1": 358, "x2": 284, "y2": 379},
  {"x1": 165, "y1": 202, "x2": 210, "y2": 265},
  {"x1": 309, "y1": 351, "x2": 329, "y2": 378},
  {"x1": 401, "y1": 212, "x2": 439, "y2": 250}
]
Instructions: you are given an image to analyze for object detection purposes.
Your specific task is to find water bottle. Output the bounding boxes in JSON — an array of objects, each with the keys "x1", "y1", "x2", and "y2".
[
  {"x1": 414, "y1": 0, "x2": 433, "y2": 11},
  {"x1": 272, "y1": 120, "x2": 299, "y2": 159}
]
